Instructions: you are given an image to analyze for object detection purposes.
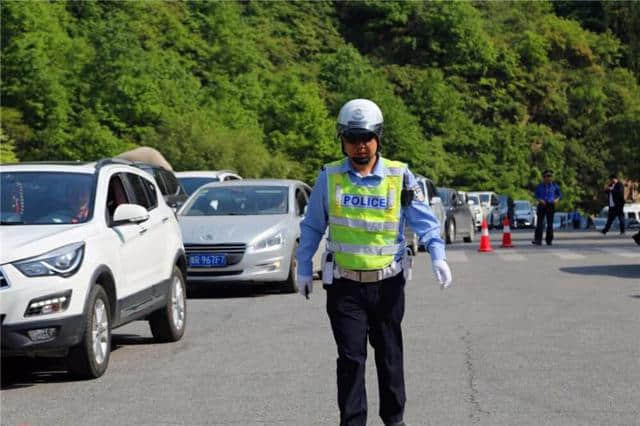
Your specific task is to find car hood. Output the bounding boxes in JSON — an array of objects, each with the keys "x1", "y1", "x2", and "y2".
[
  {"x1": 0, "y1": 224, "x2": 94, "y2": 264},
  {"x1": 179, "y1": 215, "x2": 293, "y2": 245}
]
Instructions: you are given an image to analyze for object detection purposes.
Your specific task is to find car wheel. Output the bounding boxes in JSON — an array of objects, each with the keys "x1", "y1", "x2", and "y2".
[
  {"x1": 281, "y1": 243, "x2": 299, "y2": 294},
  {"x1": 446, "y1": 220, "x2": 456, "y2": 244},
  {"x1": 67, "y1": 285, "x2": 111, "y2": 379},
  {"x1": 149, "y1": 266, "x2": 187, "y2": 343},
  {"x1": 463, "y1": 222, "x2": 474, "y2": 243}
]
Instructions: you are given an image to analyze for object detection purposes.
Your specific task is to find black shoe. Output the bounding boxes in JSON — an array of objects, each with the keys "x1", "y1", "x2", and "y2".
[
  {"x1": 385, "y1": 422, "x2": 406, "y2": 426},
  {"x1": 546, "y1": 241, "x2": 552, "y2": 246},
  {"x1": 532, "y1": 240, "x2": 542, "y2": 245},
  {"x1": 600, "y1": 230, "x2": 607, "y2": 235},
  {"x1": 633, "y1": 233, "x2": 640, "y2": 246}
]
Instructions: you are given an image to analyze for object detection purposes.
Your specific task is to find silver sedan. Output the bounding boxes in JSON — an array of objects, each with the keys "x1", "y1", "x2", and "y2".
[{"x1": 177, "y1": 179, "x2": 319, "y2": 292}]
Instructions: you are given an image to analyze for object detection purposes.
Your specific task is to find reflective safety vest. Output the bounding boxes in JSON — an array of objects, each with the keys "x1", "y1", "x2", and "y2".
[{"x1": 326, "y1": 157, "x2": 406, "y2": 270}]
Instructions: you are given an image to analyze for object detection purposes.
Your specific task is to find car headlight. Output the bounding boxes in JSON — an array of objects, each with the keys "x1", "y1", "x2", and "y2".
[
  {"x1": 251, "y1": 231, "x2": 285, "y2": 252},
  {"x1": 14, "y1": 242, "x2": 85, "y2": 278}
]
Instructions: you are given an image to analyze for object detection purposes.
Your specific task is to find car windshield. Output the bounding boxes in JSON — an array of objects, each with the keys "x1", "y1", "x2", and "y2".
[
  {"x1": 468, "y1": 195, "x2": 479, "y2": 205},
  {"x1": 479, "y1": 194, "x2": 490, "y2": 203},
  {"x1": 514, "y1": 201, "x2": 530, "y2": 211},
  {"x1": 181, "y1": 185, "x2": 288, "y2": 216},
  {"x1": 1, "y1": 172, "x2": 94, "y2": 225},
  {"x1": 179, "y1": 177, "x2": 220, "y2": 195}
]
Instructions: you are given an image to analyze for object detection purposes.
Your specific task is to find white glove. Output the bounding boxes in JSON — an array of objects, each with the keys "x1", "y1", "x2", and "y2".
[
  {"x1": 298, "y1": 275, "x2": 313, "y2": 299},
  {"x1": 431, "y1": 259, "x2": 452, "y2": 289}
]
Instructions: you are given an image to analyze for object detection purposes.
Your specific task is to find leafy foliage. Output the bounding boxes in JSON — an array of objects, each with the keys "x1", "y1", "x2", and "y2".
[{"x1": 2, "y1": 0, "x2": 638, "y2": 212}]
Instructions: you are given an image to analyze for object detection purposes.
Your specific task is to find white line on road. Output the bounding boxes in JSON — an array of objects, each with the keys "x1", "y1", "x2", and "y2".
[
  {"x1": 552, "y1": 250, "x2": 586, "y2": 260},
  {"x1": 598, "y1": 248, "x2": 640, "y2": 258},
  {"x1": 497, "y1": 250, "x2": 526, "y2": 261},
  {"x1": 446, "y1": 251, "x2": 469, "y2": 263}
]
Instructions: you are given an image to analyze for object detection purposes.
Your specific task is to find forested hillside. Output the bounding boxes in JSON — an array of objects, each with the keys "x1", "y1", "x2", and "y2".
[{"x1": 2, "y1": 1, "x2": 639, "y2": 211}]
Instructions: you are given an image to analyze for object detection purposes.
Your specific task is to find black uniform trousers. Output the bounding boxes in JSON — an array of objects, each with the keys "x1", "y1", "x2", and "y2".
[
  {"x1": 534, "y1": 202, "x2": 555, "y2": 244},
  {"x1": 325, "y1": 272, "x2": 406, "y2": 426},
  {"x1": 602, "y1": 205, "x2": 625, "y2": 234}
]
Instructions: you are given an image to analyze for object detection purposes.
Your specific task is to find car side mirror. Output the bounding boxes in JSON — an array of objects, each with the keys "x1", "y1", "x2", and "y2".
[{"x1": 113, "y1": 204, "x2": 150, "y2": 226}]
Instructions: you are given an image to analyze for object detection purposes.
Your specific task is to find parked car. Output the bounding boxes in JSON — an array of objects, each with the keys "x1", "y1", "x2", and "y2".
[
  {"x1": 468, "y1": 191, "x2": 500, "y2": 228},
  {"x1": 132, "y1": 163, "x2": 189, "y2": 210},
  {"x1": 437, "y1": 187, "x2": 475, "y2": 244},
  {"x1": 178, "y1": 179, "x2": 318, "y2": 292},
  {"x1": 594, "y1": 204, "x2": 640, "y2": 231},
  {"x1": 176, "y1": 170, "x2": 243, "y2": 196},
  {"x1": 465, "y1": 193, "x2": 483, "y2": 230},
  {"x1": 1, "y1": 160, "x2": 187, "y2": 379},
  {"x1": 513, "y1": 200, "x2": 537, "y2": 228},
  {"x1": 403, "y1": 174, "x2": 446, "y2": 253}
]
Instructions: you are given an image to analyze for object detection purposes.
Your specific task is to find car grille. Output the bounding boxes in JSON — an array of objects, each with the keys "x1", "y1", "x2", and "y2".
[
  {"x1": 184, "y1": 243, "x2": 246, "y2": 266},
  {"x1": 0, "y1": 270, "x2": 8, "y2": 289}
]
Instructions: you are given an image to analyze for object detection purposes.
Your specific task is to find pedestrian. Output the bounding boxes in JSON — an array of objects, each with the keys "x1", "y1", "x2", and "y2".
[
  {"x1": 601, "y1": 174, "x2": 625, "y2": 235},
  {"x1": 296, "y1": 99, "x2": 451, "y2": 426},
  {"x1": 532, "y1": 169, "x2": 561, "y2": 246}
]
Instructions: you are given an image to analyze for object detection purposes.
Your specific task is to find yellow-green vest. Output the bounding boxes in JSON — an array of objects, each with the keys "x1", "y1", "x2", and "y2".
[{"x1": 326, "y1": 157, "x2": 406, "y2": 270}]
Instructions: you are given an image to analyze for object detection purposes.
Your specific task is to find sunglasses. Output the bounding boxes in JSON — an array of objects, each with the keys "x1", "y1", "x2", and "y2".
[{"x1": 343, "y1": 132, "x2": 376, "y2": 144}]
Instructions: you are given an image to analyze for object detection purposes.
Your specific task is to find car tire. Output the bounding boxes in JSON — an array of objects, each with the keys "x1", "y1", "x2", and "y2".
[
  {"x1": 281, "y1": 243, "x2": 299, "y2": 294},
  {"x1": 445, "y1": 220, "x2": 456, "y2": 244},
  {"x1": 463, "y1": 222, "x2": 474, "y2": 243},
  {"x1": 67, "y1": 285, "x2": 111, "y2": 379},
  {"x1": 149, "y1": 266, "x2": 187, "y2": 343}
]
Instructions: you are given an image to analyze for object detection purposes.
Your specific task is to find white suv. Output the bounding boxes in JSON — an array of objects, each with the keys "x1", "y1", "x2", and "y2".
[{"x1": 0, "y1": 160, "x2": 187, "y2": 379}]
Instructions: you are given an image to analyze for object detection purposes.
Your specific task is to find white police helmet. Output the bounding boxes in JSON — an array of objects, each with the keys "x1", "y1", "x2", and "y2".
[{"x1": 337, "y1": 99, "x2": 383, "y2": 142}]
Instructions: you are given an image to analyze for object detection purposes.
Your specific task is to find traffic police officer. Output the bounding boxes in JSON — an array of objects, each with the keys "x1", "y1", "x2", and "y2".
[{"x1": 296, "y1": 99, "x2": 452, "y2": 426}]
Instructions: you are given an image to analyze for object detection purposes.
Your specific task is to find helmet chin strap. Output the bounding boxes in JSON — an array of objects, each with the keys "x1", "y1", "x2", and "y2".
[{"x1": 350, "y1": 156, "x2": 373, "y2": 165}]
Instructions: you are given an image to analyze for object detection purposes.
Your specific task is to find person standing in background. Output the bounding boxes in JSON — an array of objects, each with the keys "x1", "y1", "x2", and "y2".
[
  {"x1": 532, "y1": 170, "x2": 562, "y2": 246},
  {"x1": 601, "y1": 174, "x2": 625, "y2": 235}
]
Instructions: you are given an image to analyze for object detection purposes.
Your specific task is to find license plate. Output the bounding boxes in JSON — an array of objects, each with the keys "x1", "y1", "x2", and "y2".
[{"x1": 188, "y1": 254, "x2": 227, "y2": 268}]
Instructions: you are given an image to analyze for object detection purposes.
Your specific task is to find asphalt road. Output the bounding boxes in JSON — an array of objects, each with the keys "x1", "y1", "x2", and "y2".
[{"x1": 2, "y1": 230, "x2": 639, "y2": 426}]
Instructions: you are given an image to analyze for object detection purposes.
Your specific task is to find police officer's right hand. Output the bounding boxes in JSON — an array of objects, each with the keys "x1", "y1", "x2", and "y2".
[
  {"x1": 431, "y1": 259, "x2": 452, "y2": 289},
  {"x1": 298, "y1": 275, "x2": 313, "y2": 299}
]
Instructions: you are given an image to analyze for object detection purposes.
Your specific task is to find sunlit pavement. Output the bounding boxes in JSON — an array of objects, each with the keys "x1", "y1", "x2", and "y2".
[{"x1": 2, "y1": 230, "x2": 639, "y2": 426}]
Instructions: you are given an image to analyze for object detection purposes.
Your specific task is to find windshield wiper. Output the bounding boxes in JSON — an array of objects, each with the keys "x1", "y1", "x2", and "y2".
[{"x1": 1, "y1": 220, "x2": 25, "y2": 225}]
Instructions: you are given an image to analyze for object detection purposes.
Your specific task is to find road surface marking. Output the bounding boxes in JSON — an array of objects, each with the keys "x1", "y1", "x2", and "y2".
[
  {"x1": 598, "y1": 248, "x2": 640, "y2": 258},
  {"x1": 497, "y1": 251, "x2": 526, "y2": 261},
  {"x1": 553, "y1": 250, "x2": 586, "y2": 260},
  {"x1": 446, "y1": 251, "x2": 469, "y2": 263}
]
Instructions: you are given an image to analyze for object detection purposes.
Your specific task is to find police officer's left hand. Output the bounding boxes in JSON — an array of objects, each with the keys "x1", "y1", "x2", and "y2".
[{"x1": 432, "y1": 259, "x2": 452, "y2": 289}]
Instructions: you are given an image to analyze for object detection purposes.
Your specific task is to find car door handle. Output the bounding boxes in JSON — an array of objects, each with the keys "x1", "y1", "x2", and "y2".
[
  {"x1": 162, "y1": 217, "x2": 169, "y2": 224},
  {"x1": 139, "y1": 227, "x2": 148, "y2": 235}
]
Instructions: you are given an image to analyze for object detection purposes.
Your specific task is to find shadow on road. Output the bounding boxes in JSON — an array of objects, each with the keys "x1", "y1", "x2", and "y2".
[
  {"x1": 186, "y1": 282, "x2": 286, "y2": 299},
  {"x1": 1, "y1": 357, "x2": 72, "y2": 390},
  {"x1": 1, "y1": 333, "x2": 154, "y2": 389},
  {"x1": 559, "y1": 264, "x2": 640, "y2": 279}
]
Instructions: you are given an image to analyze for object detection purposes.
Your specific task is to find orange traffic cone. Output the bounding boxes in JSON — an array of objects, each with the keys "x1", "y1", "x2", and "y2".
[
  {"x1": 501, "y1": 216, "x2": 513, "y2": 248},
  {"x1": 478, "y1": 216, "x2": 493, "y2": 252}
]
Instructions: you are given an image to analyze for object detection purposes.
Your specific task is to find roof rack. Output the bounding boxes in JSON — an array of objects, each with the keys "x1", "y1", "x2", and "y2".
[{"x1": 94, "y1": 158, "x2": 134, "y2": 170}]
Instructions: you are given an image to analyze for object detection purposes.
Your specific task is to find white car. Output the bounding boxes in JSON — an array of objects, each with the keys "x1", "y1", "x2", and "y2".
[
  {"x1": 513, "y1": 200, "x2": 536, "y2": 228},
  {"x1": 465, "y1": 193, "x2": 484, "y2": 230},
  {"x1": 176, "y1": 170, "x2": 242, "y2": 196},
  {"x1": 1, "y1": 160, "x2": 187, "y2": 379},
  {"x1": 468, "y1": 191, "x2": 500, "y2": 228},
  {"x1": 594, "y1": 204, "x2": 640, "y2": 231},
  {"x1": 178, "y1": 179, "x2": 320, "y2": 292}
]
